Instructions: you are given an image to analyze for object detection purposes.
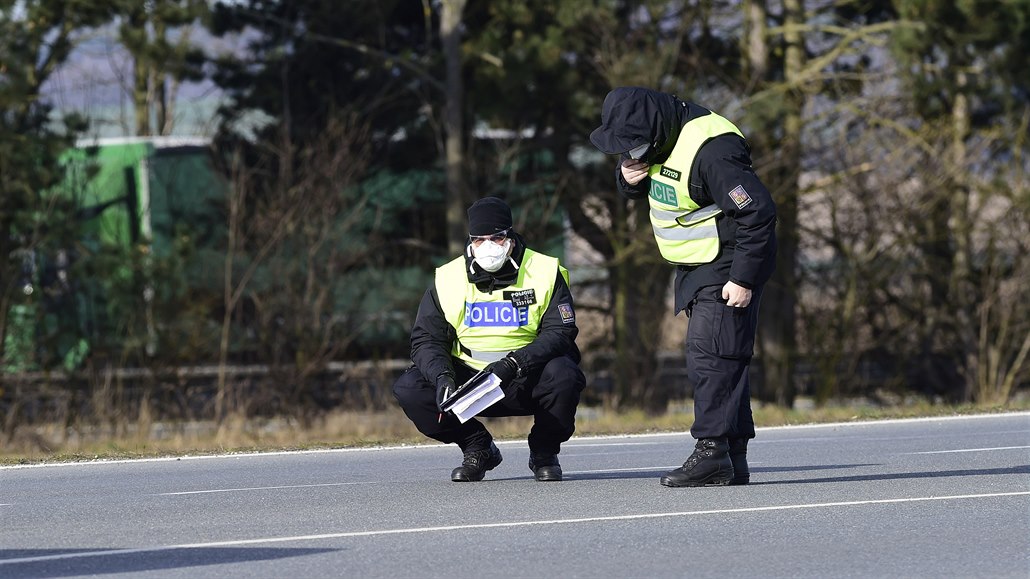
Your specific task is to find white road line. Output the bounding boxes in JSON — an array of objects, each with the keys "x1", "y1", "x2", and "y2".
[
  {"x1": 0, "y1": 491, "x2": 1026, "y2": 566},
  {"x1": 563, "y1": 450, "x2": 672, "y2": 458},
  {"x1": 755, "y1": 430, "x2": 1030, "y2": 445},
  {"x1": 2, "y1": 411, "x2": 1026, "y2": 470},
  {"x1": 568, "y1": 465, "x2": 680, "y2": 474},
  {"x1": 562, "y1": 442, "x2": 666, "y2": 448},
  {"x1": 156, "y1": 482, "x2": 374, "y2": 496},
  {"x1": 568, "y1": 461, "x2": 762, "y2": 471},
  {"x1": 903, "y1": 445, "x2": 1030, "y2": 455}
]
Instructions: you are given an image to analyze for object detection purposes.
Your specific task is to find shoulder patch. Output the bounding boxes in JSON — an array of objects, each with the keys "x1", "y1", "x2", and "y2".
[
  {"x1": 557, "y1": 303, "x2": 575, "y2": 324},
  {"x1": 728, "y1": 185, "x2": 753, "y2": 209}
]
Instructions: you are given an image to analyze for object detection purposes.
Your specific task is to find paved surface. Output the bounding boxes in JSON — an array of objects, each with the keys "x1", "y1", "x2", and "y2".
[{"x1": 1, "y1": 412, "x2": 1028, "y2": 578}]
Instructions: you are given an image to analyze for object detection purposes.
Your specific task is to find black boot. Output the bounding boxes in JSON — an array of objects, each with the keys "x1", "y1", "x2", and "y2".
[
  {"x1": 451, "y1": 442, "x2": 503, "y2": 482},
  {"x1": 660, "y1": 438, "x2": 733, "y2": 487},
  {"x1": 729, "y1": 438, "x2": 750, "y2": 485},
  {"x1": 528, "y1": 453, "x2": 562, "y2": 482}
]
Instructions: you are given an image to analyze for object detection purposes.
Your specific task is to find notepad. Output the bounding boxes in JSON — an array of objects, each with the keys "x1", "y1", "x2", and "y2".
[{"x1": 440, "y1": 372, "x2": 504, "y2": 423}]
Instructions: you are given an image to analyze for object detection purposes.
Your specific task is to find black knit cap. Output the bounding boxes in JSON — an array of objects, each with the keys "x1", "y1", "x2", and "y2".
[{"x1": 467, "y1": 197, "x2": 513, "y2": 236}]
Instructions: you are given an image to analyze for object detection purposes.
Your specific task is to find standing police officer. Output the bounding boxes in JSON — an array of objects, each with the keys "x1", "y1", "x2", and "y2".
[
  {"x1": 589, "y1": 86, "x2": 777, "y2": 487},
  {"x1": 393, "y1": 197, "x2": 585, "y2": 482}
]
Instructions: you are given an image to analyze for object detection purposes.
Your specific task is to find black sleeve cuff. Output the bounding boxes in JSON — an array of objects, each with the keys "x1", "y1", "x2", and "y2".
[
  {"x1": 506, "y1": 351, "x2": 526, "y2": 378},
  {"x1": 729, "y1": 277, "x2": 755, "y2": 290}
]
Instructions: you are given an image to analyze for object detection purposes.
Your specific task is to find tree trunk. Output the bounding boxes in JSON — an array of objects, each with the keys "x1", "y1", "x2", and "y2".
[
  {"x1": 743, "y1": 0, "x2": 768, "y2": 85},
  {"x1": 754, "y1": 0, "x2": 801, "y2": 408},
  {"x1": 606, "y1": 201, "x2": 671, "y2": 413},
  {"x1": 130, "y1": 4, "x2": 151, "y2": 137},
  {"x1": 215, "y1": 158, "x2": 244, "y2": 424},
  {"x1": 440, "y1": 0, "x2": 468, "y2": 255},
  {"x1": 154, "y1": 19, "x2": 169, "y2": 136},
  {"x1": 948, "y1": 71, "x2": 975, "y2": 401}
]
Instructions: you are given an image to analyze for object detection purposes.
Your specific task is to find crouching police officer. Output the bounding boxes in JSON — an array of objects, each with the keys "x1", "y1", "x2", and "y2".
[{"x1": 393, "y1": 197, "x2": 586, "y2": 482}]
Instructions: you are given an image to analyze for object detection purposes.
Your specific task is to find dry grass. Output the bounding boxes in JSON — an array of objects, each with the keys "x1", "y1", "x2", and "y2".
[{"x1": 2, "y1": 397, "x2": 1027, "y2": 466}]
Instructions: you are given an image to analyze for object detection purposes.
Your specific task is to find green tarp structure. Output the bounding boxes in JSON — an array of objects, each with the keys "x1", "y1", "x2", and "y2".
[{"x1": 3, "y1": 137, "x2": 226, "y2": 372}]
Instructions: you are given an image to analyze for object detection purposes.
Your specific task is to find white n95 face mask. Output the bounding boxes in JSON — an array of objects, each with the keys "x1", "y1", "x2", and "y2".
[{"x1": 472, "y1": 239, "x2": 511, "y2": 272}]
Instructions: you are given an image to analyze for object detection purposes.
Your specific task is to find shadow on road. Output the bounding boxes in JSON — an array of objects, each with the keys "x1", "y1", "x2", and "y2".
[
  {"x1": 456, "y1": 463, "x2": 1029, "y2": 484},
  {"x1": 564, "y1": 463, "x2": 878, "y2": 481},
  {"x1": 750, "y1": 464, "x2": 1030, "y2": 485},
  {"x1": 752, "y1": 464, "x2": 878, "y2": 473},
  {"x1": 0, "y1": 546, "x2": 337, "y2": 578}
]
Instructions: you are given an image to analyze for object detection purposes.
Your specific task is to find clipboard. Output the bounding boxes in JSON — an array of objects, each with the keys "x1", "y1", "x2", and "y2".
[
  {"x1": 439, "y1": 370, "x2": 505, "y2": 423},
  {"x1": 439, "y1": 369, "x2": 490, "y2": 412}
]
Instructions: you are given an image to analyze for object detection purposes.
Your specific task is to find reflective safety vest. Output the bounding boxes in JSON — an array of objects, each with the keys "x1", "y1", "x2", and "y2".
[
  {"x1": 435, "y1": 249, "x2": 569, "y2": 370},
  {"x1": 646, "y1": 112, "x2": 744, "y2": 265}
]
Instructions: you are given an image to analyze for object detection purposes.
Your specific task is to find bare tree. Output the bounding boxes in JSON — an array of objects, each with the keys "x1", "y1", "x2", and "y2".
[
  {"x1": 214, "y1": 113, "x2": 376, "y2": 423},
  {"x1": 571, "y1": 1, "x2": 700, "y2": 412},
  {"x1": 793, "y1": 45, "x2": 1030, "y2": 405}
]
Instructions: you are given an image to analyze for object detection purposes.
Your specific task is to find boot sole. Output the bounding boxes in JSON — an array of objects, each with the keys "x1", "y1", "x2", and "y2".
[
  {"x1": 660, "y1": 477, "x2": 732, "y2": 487},
  {"x1": 659, "y1": 471, "x2": 733, "y2": 487}
]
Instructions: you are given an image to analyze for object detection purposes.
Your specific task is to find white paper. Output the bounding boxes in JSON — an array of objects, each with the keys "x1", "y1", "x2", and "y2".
[{"x1": 449, "y1": 373, "x2": 504, "y2": 423}]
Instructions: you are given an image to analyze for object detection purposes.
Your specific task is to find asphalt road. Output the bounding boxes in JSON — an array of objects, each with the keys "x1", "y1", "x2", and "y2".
[{"x1": 1, "y1": 412, "x2": 1028, "y2": 578}]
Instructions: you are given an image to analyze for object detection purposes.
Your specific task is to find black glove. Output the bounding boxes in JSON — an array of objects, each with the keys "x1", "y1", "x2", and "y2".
[
  {"x1": 485, "y1": 356, "x2": 520, "y2": 385},
  {"x1": 435, "y1": 374, "x2": 456, "y2": 412}
]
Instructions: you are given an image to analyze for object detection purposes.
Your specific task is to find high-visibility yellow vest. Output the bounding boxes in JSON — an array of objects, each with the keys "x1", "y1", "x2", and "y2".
[
  {"x1": 646, "y1": 112, "x2": 744, "y2": 265},
  {"x1": 435, "y1": 249, "x2": 569, "y2": 370}
]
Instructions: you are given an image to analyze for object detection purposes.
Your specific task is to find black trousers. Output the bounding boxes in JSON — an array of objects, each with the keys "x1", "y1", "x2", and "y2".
[
  {"x1": 686, "y1": 285, "x2": 763, "y2": 440},
  {"x1": 392, "y1": 355, "x2": 586, "y2": 455}
]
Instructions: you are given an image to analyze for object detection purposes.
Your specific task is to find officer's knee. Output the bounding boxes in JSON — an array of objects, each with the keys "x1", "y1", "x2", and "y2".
[
  {"x1": 392, "y1": 367, "x2": 431, "y2": 407},
  {"x1": 539, "y1": 356, "x2": 586, "y2": 395}
]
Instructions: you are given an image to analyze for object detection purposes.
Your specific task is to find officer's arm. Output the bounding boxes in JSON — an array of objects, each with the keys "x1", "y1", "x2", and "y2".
[
  {"x1": 506, "y1": 270, "x2": 580, "y2": 375},
  {"x1": 699, "y1": 135, "x2": 777, "y2": 289},
  {"x1": 410, "y1": 287, "x2": 457, "y2": 382}
]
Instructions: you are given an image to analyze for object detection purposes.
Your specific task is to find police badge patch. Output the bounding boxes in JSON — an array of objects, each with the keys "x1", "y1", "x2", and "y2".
[
  {"x1": 557, "y1": 303, "x2": 575, "y2": 324},
  {"x1": 505, "y1": 289, "x2": 537, "y2": 308},
  {"x1": 728, "y1": 185, "x2": 753, "y2": 209}
]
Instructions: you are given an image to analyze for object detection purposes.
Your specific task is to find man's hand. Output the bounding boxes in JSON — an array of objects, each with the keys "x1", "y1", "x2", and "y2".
[
  {"x1": 722, "y1": 281, "x2": 753, "y2": 308},
  {"x1": 435, "y1": 374, "x2": 456, "y2": 412},
  {"x1": 620, "y1": 159, "x2": 649, "y2": 185},
  {"x1": 485, "y1": 356, "x2": 519, "y2": 384}
]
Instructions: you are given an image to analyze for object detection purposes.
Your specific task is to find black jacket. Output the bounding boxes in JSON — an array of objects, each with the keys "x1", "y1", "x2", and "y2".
[
  {"x1": 409, "y1": 233, "x2": 581, "y2": 384},
  {"x1": 609, "y1": 87, "x2": 777, "y2": 313}
]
